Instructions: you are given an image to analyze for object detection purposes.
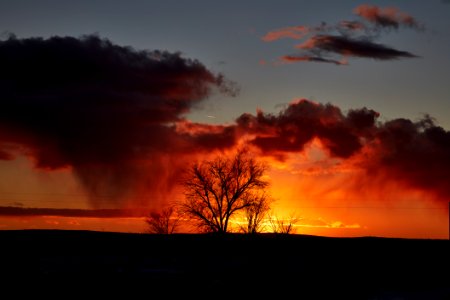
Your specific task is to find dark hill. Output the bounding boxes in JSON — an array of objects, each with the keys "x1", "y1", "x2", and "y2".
[{"x1": 1, "y1": 230, "x2": 449, "y2": 298}]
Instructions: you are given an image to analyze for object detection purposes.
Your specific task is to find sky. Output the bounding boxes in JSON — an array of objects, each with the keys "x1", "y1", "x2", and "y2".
[{"x1": 0, "y1": 0, "x2": 449, "y2": 238}]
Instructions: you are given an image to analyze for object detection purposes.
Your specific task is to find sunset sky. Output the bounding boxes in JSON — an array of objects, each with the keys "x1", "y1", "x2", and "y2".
[{"x1": 0, "y1": 0, "x2": 449, "y2": 238}]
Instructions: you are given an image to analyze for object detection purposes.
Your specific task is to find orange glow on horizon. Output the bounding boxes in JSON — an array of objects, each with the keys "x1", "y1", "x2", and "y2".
[
  {"x1": 0, "y1": 215, "x2": 148, "y2": 233},
  {"x1": 0, "y1": 144, "x2": 448, "y2": 239},
  {"x1": 263, "y1": 141, "x2": 448, "y2": 239}
]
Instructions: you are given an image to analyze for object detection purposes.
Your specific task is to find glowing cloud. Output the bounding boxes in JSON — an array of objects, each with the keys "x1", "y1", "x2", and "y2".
[
  {"x1": 353, "y1": 4, "x2": 423, "y2": 30},
  {"x1": 236, "y1": 99, "x2": 379, "y2": 158},
  {"x1": 261, "y1": 4, "x2": 422, "y2": 65},
  {"x1": 262, "y1": 26, "x2": 310, "y2": 42},
  {"x1": 236, "y1": 100, "x2": 450, "y2": 202}
]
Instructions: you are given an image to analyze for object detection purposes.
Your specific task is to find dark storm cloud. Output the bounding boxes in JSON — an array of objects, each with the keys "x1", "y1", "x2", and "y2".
[
  {"x1": 236, "y1": 100, "x2": 379, "y2": 158},
  {"x1": 0, "y1": 34, "x2": 237, "y2": 205},
  {"x1": 297, "y1": 35, "x2": 417, "y2": 60},
  {"x1": 368, "y1": 116, "x2": 450, "y2": 200}
]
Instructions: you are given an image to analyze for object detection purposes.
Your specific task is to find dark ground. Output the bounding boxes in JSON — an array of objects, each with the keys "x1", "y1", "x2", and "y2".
[{"x1": 1, "y1": 230, "x2": 449, "y2": 298}]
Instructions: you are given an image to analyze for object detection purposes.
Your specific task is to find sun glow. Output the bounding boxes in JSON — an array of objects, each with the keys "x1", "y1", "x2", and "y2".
[{"x1": 260, "y1": 141, "x2": 448, "y2": 239}]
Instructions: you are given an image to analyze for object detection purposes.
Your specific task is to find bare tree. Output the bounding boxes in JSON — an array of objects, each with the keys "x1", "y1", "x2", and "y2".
[
  {"x1": 146, "y1": 206, "x2": 180, "y2": 234},
  {"x1": 269, "y1": 213, "x2": 299, "y2": 234},
  {"x1": 240, "y1": 193, "x2": 272, "y2": 234},
  {"x1": 180, "y1": 149, "x2": 270, "y2": 233}
]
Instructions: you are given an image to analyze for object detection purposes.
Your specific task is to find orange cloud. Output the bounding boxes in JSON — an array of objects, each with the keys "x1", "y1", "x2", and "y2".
[
  {"x1": 261, "y1": 26, "x2": 310, "y2": 42},
  {"x1": 353, "y1": 4, "x2": 422, "y2": 30}
]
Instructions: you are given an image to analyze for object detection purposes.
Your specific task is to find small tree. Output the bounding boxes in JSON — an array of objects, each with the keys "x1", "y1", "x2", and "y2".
[
  {"x1": 181, "y1": 149, "x2": 270, "y2": 233},
  {"x1": 146, "y1": 206, "x2": 180, "y2": 234},
  {"x1": 240, "y1": 193, "x2": 272, "y2": 234},
  {"x1": 269, "y1": 214, "x2": 299, "y2": 234}
]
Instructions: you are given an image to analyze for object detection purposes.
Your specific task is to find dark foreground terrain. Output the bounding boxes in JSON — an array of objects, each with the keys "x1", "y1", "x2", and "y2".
[{"x1": 1, "y1": 230, "x2": 449, "y2": 298}]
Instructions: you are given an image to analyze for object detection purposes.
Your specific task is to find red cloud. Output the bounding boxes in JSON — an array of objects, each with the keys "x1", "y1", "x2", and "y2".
[
  {"x1": 261, "y1": 5, "x2": 422, "y2": 65},
  {"x1": 353, "y1": 4, "x2": 422, "y2": 30},
  {"x1": 262, "y1": 26, "x2": 310, "y2": 42},
  {"x1": 236, "y1": 99, "x2": 379, "y2": 158},
  {"x1": 236, "y1": 100, "x2": 450, "y2": 202},
  {"x1": 0, "y1": 149, "x2": 14, "y2": 160}
]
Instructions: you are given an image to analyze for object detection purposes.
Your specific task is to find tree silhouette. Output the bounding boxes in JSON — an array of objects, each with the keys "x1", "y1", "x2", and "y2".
[
  {"x1": 181, "y1": 149, "x2": 269, "y2": 233},
  {"x1": 240, "y1": 193, "x2": 272, "y2": 234},
  {"x1": 269, "y1": 214, "x2": 299, "y2": 234},
  {"x1": 146, "y1": 206, "x2": 180, "y2": 234}
]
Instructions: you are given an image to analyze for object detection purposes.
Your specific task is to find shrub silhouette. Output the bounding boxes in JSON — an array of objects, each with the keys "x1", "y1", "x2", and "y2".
[{"x1": 146, "y1": 206, "x2": 180, "y2": 234}]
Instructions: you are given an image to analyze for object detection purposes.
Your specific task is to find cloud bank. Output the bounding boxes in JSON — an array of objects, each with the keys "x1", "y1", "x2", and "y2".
[
  {"x1": 1, "y1": 34, "x2": 448, "y2": 210},
  {"x1": 0, "y1": 34, "x2": 237, "y2": 206},
  {"x1": 235, "y1": 100, "x2": 450, "y2": 201}
]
